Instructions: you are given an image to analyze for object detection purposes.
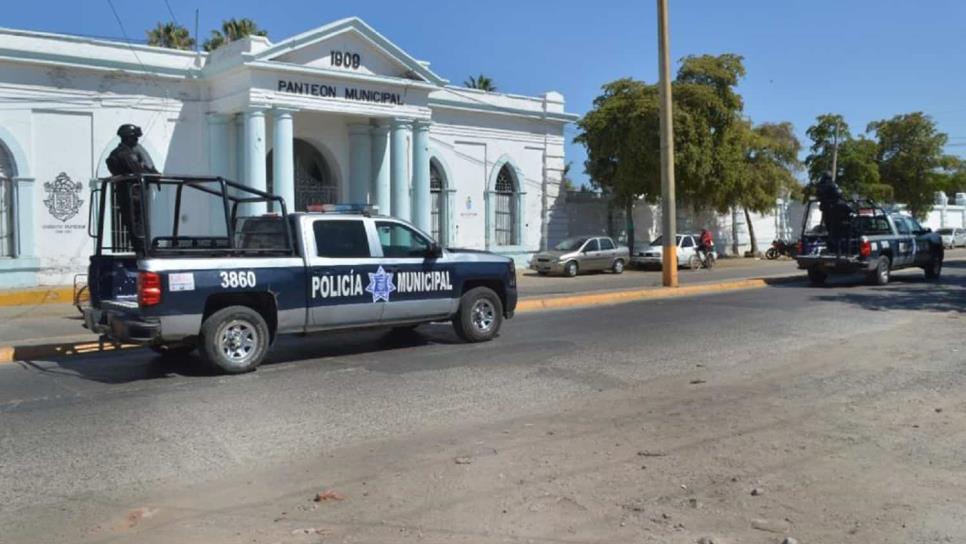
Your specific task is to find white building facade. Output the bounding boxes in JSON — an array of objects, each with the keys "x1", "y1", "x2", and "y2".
[{"x1": 0, "y1": 17, "x2": 575, "y2": 289}]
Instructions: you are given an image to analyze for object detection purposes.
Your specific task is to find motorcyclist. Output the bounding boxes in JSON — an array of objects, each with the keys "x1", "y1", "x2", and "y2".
[{"x1": 105, "y1": 124, "x2": 157, "y2": 252}]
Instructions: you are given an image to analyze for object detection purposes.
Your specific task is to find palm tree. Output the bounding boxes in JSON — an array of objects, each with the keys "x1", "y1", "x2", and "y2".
[
  {"x1": 464, "y1": 74, "x2": 497, "y2": 92},
  {"x1": 146, "y1": 22, "x2": 195, "y2": 50},
  {"x1": 203, "y1": 18, "x2": 268, "y2": 52}
]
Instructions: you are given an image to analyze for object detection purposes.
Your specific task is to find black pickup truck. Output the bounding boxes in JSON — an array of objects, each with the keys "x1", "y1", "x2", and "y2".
[
  {"x1": 83, "y1": 175, "x2": 517, "y2": 373},
  {"x1": 796, "y1": 194, "x2": 943, "y2": 286}
]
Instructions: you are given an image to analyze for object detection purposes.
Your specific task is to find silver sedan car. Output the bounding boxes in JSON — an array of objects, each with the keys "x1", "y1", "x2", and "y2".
[{"x1": 530, "y1": 236, "x2": 629, "y2": 277}]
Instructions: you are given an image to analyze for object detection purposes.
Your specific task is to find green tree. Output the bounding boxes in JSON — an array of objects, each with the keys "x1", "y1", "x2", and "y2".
[
  {"x1": 805, "y1": 114, "x2": 850, "y2": 182},
  {"x1": 146, "y1": 22, "x2": 195, "y2": 50},
  {"x1": 867, "y1": 112, "x2": 948, "y2": 219},
  {"x1": 203, "y1": 18, "x2": 268, "y2": 52},
  {"x1": 464, "y1": 74, "x2": 497, "y2": 92},
  {"x1": 561, "y1": 162, "x2": 576, "y2": 192},
  {"x1": 574, "y1": 78, "x2": 661, "y2": 253},
  {"x1": 733, "y1": 121, "x2": 802, "y2": 254}
]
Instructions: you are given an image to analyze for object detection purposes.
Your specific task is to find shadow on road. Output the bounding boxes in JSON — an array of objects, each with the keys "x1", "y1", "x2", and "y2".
[
  {"x1": 807, "y1": 260, "x2": 966, "y2": 314},
  {"x1": 16, "y1": 325, "x2": 466, "y2": 385}
]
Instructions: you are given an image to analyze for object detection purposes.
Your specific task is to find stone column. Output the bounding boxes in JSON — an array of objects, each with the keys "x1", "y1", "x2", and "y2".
[
  {"x1": 272, "y1": 109, "x2": 295, "y2": 212},
  {"x1": 243, "y1": 109, "x2": 267, "y2": 215},
  {"x1": 233, "y1": 114, "x2": 245, "y2": 183},
  {"x1": 207, "y1": 114, "x2": 231, "y2": 178},
  {"x1": 390, "y1": 118, "x2": 412, "y2": 221},
  {"x1": 411, "y1": 120, "x2": 431, "y2": 233},
  {"x1": 348, "y1": 123, "x2": 372, "y2": 205},
  {"x1": 371, "y1": 121, "x2": 391, "y2": 216}
]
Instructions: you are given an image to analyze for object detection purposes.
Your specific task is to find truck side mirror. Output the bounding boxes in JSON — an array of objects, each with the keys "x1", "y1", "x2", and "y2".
[{"x1": 426, "y1": 242, "x2": 443, "y2": 259}]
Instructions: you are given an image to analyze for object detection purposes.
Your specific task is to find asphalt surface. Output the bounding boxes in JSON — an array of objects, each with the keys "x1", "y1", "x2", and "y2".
[{"x1": 2, "y1": 261, "x2": 965, "y2": 542}]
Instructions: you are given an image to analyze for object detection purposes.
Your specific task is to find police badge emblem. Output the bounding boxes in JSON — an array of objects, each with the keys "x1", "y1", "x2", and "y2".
[
  {"x1": 365, "y1": 266, "x2": 396, "y2": 303},
  {"x1": 43, "y1": 172, "x2": 84, "y2": 222}
]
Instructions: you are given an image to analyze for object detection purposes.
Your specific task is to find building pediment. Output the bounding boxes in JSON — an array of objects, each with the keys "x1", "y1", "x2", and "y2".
[{"x1": 254, "y1": 17, "x2": 446, "y2": 86}]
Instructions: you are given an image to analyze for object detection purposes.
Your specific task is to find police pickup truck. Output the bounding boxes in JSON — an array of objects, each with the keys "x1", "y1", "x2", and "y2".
[
  {"x1": 83, "y1": 175, "x2": 517, "y2": 373},
  {"x1": 795, "y1": 189, "x2": 943, "y2": 286}
]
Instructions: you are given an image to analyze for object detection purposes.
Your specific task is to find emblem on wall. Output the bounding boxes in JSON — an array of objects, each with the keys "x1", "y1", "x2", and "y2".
[{"x1": 43, "y1": 172, "x2": 84, "y2": 222}]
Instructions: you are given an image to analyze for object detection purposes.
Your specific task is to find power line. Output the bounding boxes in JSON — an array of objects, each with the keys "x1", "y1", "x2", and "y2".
[
  {"x1": 105, "y1": 0, "x2": 145, "y2": 69},
  {"x1": 162, "y1": 0, "x2": 180, "y2": 25}
]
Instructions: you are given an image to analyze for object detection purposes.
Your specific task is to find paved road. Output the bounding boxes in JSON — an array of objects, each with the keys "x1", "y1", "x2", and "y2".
[{"x1": 2, "y1": 262, "x2": 965, "y2": 543}]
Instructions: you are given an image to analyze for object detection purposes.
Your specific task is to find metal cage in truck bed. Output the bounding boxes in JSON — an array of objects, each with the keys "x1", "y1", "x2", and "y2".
[{"x1": 89, "y1": 174, "x2": 295, "y2": 257}]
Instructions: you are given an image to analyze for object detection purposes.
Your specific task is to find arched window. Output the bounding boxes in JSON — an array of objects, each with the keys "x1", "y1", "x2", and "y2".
[
  {"x1": 494, "y1": 163, "x2": 518, "y2": 246},
  {"x1": 267, "y1": 139, "x2": 337, "y2": 211},
  {"x1": 0, "y1": 141, "x2": 15, "y2": 256},
  {"x1": 430, "y1": 159, "x2": 444, "y2": 242}
]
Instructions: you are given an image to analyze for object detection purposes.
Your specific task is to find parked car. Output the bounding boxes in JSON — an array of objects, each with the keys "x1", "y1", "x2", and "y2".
[
  {"x1": 631, "y1": 234, "x2": 717, "y2": 270},
  {"x1": 529, "y1": 236, "x2": 629, "y2": 277},
  {"x1": 937, "y1": 227, "x2": 966, "y2": 248}
]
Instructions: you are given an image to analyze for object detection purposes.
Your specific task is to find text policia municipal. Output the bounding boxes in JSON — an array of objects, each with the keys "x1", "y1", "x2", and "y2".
[
  {"x1": 278, "y1": 80, "x2": 404, "y2": 105},
  {"x1": 312, "y1": 270, "x2": 453, "y2": 299}
]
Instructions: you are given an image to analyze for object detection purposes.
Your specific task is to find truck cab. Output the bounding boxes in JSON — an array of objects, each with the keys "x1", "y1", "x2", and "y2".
[{"x1": 84, "y1": 175, "x2": 516, "y2": 373}]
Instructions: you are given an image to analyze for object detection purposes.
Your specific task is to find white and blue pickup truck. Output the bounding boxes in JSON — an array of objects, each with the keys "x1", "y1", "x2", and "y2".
[{"x1": 83, "y1": 175, "x2": 517, "y2": 373}]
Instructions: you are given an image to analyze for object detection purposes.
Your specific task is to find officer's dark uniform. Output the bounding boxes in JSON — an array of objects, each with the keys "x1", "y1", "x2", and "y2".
[
  {"x1": 106, "y1": 124, "x2": 157, "y2": 252},
  {"x1": 814, "y1": 173, "x2": 852, "y2": 250}
]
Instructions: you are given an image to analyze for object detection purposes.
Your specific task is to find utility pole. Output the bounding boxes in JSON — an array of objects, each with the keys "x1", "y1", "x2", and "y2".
[
  {"x1": 657, "y1": 0, "x2": 678, "y2": 287},
  {"x1": 830, "y1": 121, "x2": 839, "y2": 182}
]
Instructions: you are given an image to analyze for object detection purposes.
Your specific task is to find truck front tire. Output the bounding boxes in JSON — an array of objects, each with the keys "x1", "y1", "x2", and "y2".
[
  {"x1": 199, "y1": 305, "x2": 270, "y2": 374},
  {"x1": 453, "y1": 287, "x2": 503, "y2": 342},
  {"x1": 924, "y1": 253, "x2": 943, "y2": 280}
]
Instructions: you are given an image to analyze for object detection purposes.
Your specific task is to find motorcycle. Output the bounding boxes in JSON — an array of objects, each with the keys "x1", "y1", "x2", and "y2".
[{"x1": 765, "y1": 239, "x2": 798, "y2": 260}]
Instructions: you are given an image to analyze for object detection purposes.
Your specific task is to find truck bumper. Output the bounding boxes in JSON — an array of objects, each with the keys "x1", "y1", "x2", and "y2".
[
  {"x1": 83, "y1": 307, "x2": 161, "y2": 344},
  {"x1": 796, "y1": 255, "x2": 874, "y2": 273}
]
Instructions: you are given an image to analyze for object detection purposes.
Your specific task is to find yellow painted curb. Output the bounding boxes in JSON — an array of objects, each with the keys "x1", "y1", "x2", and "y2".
[
  {"x1": 516, "y1": 277, "x2": 776, "y2": 313},
  {"x1": 0, "y1": 286, "x2": 75, "y2": 307},
  {"x1": 0, "y1": 340, "x2": 137, "y2": 364}
]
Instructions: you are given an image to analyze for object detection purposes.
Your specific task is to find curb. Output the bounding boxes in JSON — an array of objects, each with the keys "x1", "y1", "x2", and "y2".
[
  {"x1": 516, "y1": 274, "x2": 802, "y2": 313},
  {"x1": 0, "y1": 286, "x2": 75, "y2": 307},
  {"x1": 0, "y1": 339, "x2": 137, "y2": 364}
]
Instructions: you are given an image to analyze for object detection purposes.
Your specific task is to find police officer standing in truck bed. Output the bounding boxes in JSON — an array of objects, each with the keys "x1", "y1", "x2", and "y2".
[{"x1": 105, "y1": 124, "x2": 157, "y2": 252}]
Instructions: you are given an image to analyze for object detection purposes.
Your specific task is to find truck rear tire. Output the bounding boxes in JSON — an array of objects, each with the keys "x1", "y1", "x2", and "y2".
[
  {"x1": 868, "y1": 256, "x2": 891, "y2": 285},
  {"x1": 807, "y1": 268, "x2": 827, "y2": 286},
  {"x1": 199, "y1": 305, "x2": 270, "y2": 374},
  {"x1": 453, "y1": 287, "x2": 503, "y2": 342}
]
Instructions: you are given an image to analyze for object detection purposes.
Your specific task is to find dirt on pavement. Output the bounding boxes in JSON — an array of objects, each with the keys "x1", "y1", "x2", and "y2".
[{"x1": 69, "y1": 307, "x2": 966, "y2": 544}]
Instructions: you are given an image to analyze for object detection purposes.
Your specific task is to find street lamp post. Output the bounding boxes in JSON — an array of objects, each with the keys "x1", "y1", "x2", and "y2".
[{"x1": 658, "y1": 0, "x2": 678, "y2": 287}]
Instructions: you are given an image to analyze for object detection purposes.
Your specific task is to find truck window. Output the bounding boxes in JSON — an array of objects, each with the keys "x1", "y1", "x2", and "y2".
[
  {"x1": 894, "y1": 217, "x2": 912, "y2": 235},
  {"x1": 376, "y1": 221, "x2": 431, "y2": 258},
  {"x1": 313, "y1": 220, "x2": 371, "y2": 258},
  {"x1": 856, "y1": 216, "x2": 891, "y2": 235},
  {"x1": 599, "y1": 238, "x2": 615, "y2": 250},
  {"x1": 681, "y1": 236, "x2": 694, "y2": 248}
]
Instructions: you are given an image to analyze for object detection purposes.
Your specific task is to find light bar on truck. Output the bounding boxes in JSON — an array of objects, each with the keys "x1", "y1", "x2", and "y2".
[{"x1": 305, "y1": 203, "x2": 377, "y2": 216}]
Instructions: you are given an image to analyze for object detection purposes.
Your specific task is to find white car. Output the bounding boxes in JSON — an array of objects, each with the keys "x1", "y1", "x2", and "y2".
[
  {"x1": 631, "y1": 234, "x2": 717, "y2": 269},
  {"x1": 937, "y1": 227, "x2": 966, "y2": 248}
]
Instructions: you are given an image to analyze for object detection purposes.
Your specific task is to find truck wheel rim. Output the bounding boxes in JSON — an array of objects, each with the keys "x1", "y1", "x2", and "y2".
[
  {"x1": 614, "y1": 260, "x2": 623, "y2": 272},
  {"x1": 220, "y1": 320, "x2": 257, "y2": 364},
  {"x1": 471, "y1": 299, "x2": 496, "y2": 333}
]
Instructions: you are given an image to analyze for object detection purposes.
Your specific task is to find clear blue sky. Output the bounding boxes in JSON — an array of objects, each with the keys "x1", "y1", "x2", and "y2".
[{"x1": 6, "y1": 0, "x2": 966, "y2": 186}]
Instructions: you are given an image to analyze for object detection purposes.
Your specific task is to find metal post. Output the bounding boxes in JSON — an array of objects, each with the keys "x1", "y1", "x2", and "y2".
[
  {"x1": 830, "y1": 122, "x2": 839, "y2": 182},
  {"x1": 658, "y1": 0, "x2": 678, "y2": 287}
]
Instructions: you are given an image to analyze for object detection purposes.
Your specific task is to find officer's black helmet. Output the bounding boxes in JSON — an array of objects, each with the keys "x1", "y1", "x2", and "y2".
[{"x1": 117, "y1": 124, "x2": 143, "y2": 138}]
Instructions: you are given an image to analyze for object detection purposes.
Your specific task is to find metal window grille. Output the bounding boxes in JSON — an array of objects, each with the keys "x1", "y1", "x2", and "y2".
[
  {"x1": 430, "y1": 161, "x2": 443, "y2": 241},
  {"x1": 0, "y1": 177, "x2": 12, "y2": 257},
  {"x1": 0, "y1": 145, "x2": 17, "y2": 257},
  {"x1": 494, "y1": 164, "x2": 516, "y2": 246},
  {"x1": 268, "y1": 139, "x2": 338, "y2": 211}
]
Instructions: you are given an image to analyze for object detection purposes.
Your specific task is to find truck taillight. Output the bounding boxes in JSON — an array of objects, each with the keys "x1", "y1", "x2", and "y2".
[
  {"x1": 859, "y1": 240, "x2": 872, "y2": 257},
  {"x1": 138, "y1": 271, "x2": 162, "y2": 306}
]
